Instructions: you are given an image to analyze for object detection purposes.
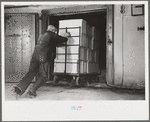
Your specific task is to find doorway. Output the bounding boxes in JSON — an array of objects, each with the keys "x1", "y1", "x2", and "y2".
[{"x1": 48, "y1": 11, "x2": 107, "y2": 83}]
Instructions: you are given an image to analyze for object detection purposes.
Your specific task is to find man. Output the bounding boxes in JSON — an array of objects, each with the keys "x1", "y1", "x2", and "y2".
[{"x1": 14, "y1": 25, "x2": 70, "y2": 98}]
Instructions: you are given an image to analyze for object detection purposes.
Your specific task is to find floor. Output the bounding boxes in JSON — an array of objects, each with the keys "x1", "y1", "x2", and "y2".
[
  {"x1": 5, "y1": 81, "x2": 145, "y2": 101},
  {"x1": 4, "y1": 69, "x2": 145, "y2": 101}
]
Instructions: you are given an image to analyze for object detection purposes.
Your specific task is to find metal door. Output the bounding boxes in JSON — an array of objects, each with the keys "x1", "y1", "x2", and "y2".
[
  {"x1": 5, "y1": 14, "x2": 35, "y2": 82},
  {"x1": 122, "y1": 4, "x2": 145, "y2": 88},
  {"x1": 113, "y1": 4, "x2": 145, "y2": 89}
]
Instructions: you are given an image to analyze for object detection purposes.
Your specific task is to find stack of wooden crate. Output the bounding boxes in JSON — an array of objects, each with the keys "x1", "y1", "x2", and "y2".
[
  {"x1": 54, "y1": 19, "x2": 100, "y2": 74},
  {"x1": 86, "y1": 24, "x2": 100, "y2": 73}
]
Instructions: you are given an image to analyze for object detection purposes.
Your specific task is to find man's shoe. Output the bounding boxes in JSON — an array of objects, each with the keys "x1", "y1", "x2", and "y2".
[
  {"x1": 14, "y1": 86, "x2": 22, "y2": 95},
  {"x1": 28, "y1": 90, "x2": 37, "y2": 98},
  {"x1": 12, "y1": 86, "x2": 22, "y2": 100}
]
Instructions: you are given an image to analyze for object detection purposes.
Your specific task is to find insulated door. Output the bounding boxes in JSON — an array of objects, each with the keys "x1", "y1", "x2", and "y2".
[
  {"x1": 122, "y1": 5, "x2": 145, "y2": 88},
  {"x1": 113, "y1": 4, "x2": 145, "y2": 89},
  {"x1": 5, "y1": 14, "x2": 35, "y2": 82}
]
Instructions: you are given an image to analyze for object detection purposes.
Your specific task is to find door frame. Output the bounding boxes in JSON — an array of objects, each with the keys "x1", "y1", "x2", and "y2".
[{"x1": 42, "y1": 5, "x2": 114, "y2": 83}]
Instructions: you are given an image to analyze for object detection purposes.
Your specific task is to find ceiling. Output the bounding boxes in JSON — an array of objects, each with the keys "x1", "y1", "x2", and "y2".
[
  {"x1": 4, "y1": 4, "x2": 83, "y2": 9},
  {"x1": 4, "y1": 4, "x2": 98, "y2": 14}
]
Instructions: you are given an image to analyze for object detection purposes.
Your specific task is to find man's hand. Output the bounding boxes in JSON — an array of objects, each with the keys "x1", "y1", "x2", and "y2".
[{"x1": 64, "y1": 32, "x2": 71, "y2": 37}]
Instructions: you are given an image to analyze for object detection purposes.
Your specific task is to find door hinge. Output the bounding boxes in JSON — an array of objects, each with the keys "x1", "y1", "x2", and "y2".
[{"x1": 120, "y1": 5, "x2": 125, "y2": 14}]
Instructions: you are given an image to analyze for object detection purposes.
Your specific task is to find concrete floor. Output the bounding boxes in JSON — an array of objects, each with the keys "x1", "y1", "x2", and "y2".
[{"x1": 5, "y1": 80, "x2": 145, "y2": 101}]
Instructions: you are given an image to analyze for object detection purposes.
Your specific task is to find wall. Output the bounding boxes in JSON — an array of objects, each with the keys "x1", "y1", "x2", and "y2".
[{"x1": 113, "y1": 4, "x2": 145, "y2": 89}]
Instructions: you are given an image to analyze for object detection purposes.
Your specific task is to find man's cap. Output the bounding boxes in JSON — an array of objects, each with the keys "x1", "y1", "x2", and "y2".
[{"x1": 47, "y1": 25, "x2": 57, "y2": 32}]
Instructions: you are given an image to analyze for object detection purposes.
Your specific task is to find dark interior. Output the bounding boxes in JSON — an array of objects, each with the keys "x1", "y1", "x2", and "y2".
[{"x1": 48, "y1": 11, "x2": 107, "y2": 73}]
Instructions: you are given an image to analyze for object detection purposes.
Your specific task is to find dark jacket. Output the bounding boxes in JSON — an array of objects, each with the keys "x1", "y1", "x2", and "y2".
[{"x1": 36, "y1": 31, "x2": 68, "y2": 63}]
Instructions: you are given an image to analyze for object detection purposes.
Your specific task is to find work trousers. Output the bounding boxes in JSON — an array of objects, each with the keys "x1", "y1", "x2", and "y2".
[
  {"x1": 16, "y1": 62, "x2": 50, "y2": 95},
  {"x1": 16, "y1": 46, "x2": 51, "y2": 95}
]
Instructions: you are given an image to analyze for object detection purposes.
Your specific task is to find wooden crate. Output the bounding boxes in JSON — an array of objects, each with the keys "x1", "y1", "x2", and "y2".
[
  {"x1": 87, "y1": 49, "x2": 93, "y2": 62},
  {"x1": 83, "y1": 61, "x2": 87, "y2": 73},
  {"x1": 87, "y1": 61, "x2": 92, "y2": 73},
  {"x1": 56, "y1": 55, "x2": 78, "y2": 60},
  {"x1": 86, "y1": 24, "x2": 92, "y2": 38},
  {"x1": 92, "y1": 26, "x2": 100, "y2": 40},
  {"x1": 59, "y1": 19, "x2": 87, "y2": 47},
  {"x1": 56, "y1": 46, "x2": 87, "y2": 61},
  {"x1": 59, "y1": 29, "x2": 87, "y2": 47},
  {"x1": 54, "y1": 60, "x2": 87, "y2": 74},
  {"x1": 59, "y1": 19, "x2": 87, "y2": 34}
]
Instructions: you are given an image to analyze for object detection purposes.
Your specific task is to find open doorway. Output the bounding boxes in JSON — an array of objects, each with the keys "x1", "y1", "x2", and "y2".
[{"x1": 48, "y1": 11, "x2": 107, "y2": 83}]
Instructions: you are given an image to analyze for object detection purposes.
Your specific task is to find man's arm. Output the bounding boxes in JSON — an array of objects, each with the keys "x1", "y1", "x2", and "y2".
[
  {"x1": 55, "y1": 32, "x2": 71, "y2": 46},
  {"x1": 55, "y1": 35, "x2": 68, "y2": 44}
]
